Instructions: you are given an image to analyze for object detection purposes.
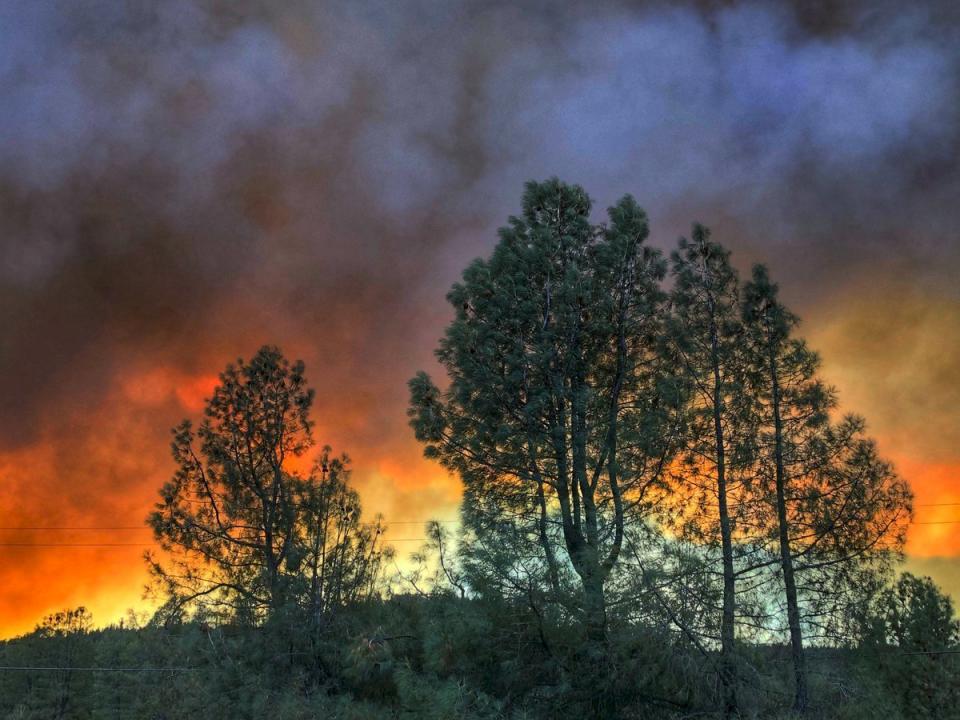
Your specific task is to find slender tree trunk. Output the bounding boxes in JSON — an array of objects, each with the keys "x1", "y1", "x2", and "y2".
[
  {"x1": 308, "y1": 513, "x2": 324, "y2": 622},
  {"x1": 769, "y1": 348, "x2": 808, "y2": 713},
  {"x1": 580, "y1": 559, "x2": 609, "y2": 720},
  {"x1": 264, "y1": 526, "x2": 279, "y2": 611},
  {"x1": 55, "y1": 670, "x2": 71, "y2": 720},
  {"x1": 581, "y1": 556, "x2": 608, "y2": 644},
  {"x1": 522, "y1": 338, "x2": 563, "y2": 603},
  {"x1": 710, "y1": 313, "x2": 739, "y2": 719},
  {"x1": 534, "y1": 473, "x2": 562, "y2": 601}
]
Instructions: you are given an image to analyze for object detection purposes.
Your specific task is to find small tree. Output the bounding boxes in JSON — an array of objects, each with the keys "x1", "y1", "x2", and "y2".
[
  {"x1": 30, "y1": 607, "x2": 94, "y2": 720},
  {"x1": 148, "y1": 346, "x2": 386, "y2": 624},
  {"x1": 869, "y1": 573, "x2": 960, "y2": 651},
  {"x1": 861, "y1": 573, "x2": 960, "y2": 719},
  {"x1": 298, "y1": 448, "x2": 390, "y2": 621}
]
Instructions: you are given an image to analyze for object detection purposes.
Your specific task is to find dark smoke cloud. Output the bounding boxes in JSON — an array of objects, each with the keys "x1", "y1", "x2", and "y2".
[{"x1": 1, "y1": 0, "x2": 959, "y2": 631}]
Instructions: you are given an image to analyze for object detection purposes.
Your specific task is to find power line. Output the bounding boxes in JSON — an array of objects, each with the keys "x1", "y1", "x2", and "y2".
[
  {"x1": 0, "y1": 538, "x2": 434, "y2": 548},
  {"x1": 0, "y1": 665, "x2": 199, "y2": 672},
  {"x1": 0, "y1": 527, "x2": 148, "y2": 531},
  {"x1": 2, "y1": 648, "x2": 957, "y2": 674},
  {"x1": 3, "y1": 509, "x2": 960, "y2": 549},
  {"x1": 0, "y1": 543, "x2": 153, "y2": 548},
  {"x1": 5, "y1": 522, "x2": 960, "y2": 549},
  {"x1": 0, "y1": 519, "x2": 459, "y2": 531},
  {"x1": 898, "y1": 649, "x2": 960, "y2": 656},
  {"x1": 8, "y1": 502, "x2": 960, "y2": 534}
]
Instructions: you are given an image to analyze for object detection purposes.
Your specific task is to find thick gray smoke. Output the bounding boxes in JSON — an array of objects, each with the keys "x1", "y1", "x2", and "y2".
[{"x1": 0, "y1": 0, "x2": 958, "y2": 629}]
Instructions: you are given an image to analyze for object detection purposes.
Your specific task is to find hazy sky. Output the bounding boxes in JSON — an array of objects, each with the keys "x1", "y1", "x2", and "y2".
[{"x1": 1, "y1": 0, "x2": 959, "y2": 636}]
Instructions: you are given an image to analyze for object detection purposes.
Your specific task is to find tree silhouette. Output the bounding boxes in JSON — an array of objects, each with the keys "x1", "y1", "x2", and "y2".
[
  {"x1": 409, "y1": 179, "x2": 680, "y2": 645},
  {"x1": 667, "y1": 224, "x2": 753, "y2": 718},
  {"x1": 147, "y1": 346, "x2": 386, "y2": 624}
]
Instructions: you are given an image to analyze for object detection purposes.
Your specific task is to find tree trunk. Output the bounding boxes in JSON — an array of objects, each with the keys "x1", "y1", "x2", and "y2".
[
  {"x1": 710, "y1": 314, "x2": 739, "y2": 719},
  {"x1": 576, "y1": 559, "x2": 610, "y2": 720},
  {"x1": 770, "y1": 348, "x2": 808, "y2": 713},
  {"x1": 582, "y1": 565, "x2": 607, "y2": 644},
  {"x1": 535, "y1": 475, "x2": 563, "y2": 601}
]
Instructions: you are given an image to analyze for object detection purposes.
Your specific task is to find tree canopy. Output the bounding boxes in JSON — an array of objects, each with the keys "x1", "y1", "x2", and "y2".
[
  {"x1": 147, "y1": 346, "x2": 388, "y2": 624},
  {"x1": 409, "y1": 179, "x2": 681, "y2": 643},
  {"x1": 409, "y1": 179, "x2": 915, "y2": 718}
]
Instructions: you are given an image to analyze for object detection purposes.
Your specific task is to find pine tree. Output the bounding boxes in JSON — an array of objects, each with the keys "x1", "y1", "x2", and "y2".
[
  {"x1": 741, "y1": 264, "x2": 913, "y2": 713},
  {"x1": 741, "y1": 264, "x2": 827, "y2": 712},
  {"x1": 147, "y1": 346, "x2": 387, "y2": 624},
  {"x1": 862, "y1": 573, "x2": 960, "y2": 719},
  {"x1": 408, "y1": 179, "x2": 679, "y2": 645},
  {"x1": 298, "y1": 448, "x2": 389, "y2": 621},
  {"x1": 667, "y1": 225, "x2": 753, "y2": 718}
]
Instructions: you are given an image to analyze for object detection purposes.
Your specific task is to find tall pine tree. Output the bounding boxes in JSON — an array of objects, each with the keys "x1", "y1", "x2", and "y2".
[
  {"x1": 668, "y1": 225, "x2": 754, "y2": 718},
  {"x1": 741, "y1": 264, "x2": 913, "y2": 713},
  {"x1": 409, "y1": 179, "x2": 679, "y2": 644}
]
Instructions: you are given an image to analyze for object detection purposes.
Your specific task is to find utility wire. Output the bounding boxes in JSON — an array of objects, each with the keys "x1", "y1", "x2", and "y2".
[
  {"x1": 0, "y1": 538, "x2": 434, "y2": 548},
  {"x1": 4, "y1": 506, "x2": 960, "y2": 549},
  {"x1": 0, "y1": 665, "x2": 199, "y2": 672},
  {"x1": 0, "y1": 519, "x2": 459, "y2": 531},
  {"x1": 0, "y1": 527, "x2": 148, "y2": 531},
  {"x1": 7, "y1": 501, "x2": 960, "y2": 534},
  {"x1": 0, "y1": 522, "x2": 457, "y2": 530},
  {"x1": 0, "y1": 543, "x2": 154, "y2": 547},
  {"x1": 7, "y1": 509, "x2": 960, "y2": 533}
]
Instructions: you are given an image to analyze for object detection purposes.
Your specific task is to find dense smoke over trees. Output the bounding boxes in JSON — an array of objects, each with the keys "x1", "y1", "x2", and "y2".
[
  {"x1": 3, "y1": 1, "x2": 960, "y2": 636},
  {"x1": 0, "y1": 180, "x2": 945, "y2": 719}
]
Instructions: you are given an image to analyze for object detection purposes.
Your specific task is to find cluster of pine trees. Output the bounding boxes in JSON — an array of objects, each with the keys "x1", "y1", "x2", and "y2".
[
  {"x1": 0, "y1": 179, "x2": 957, "y2": 719},
  {"x1": 408, "y1": 179, "x2": 916, "y2": 716}
]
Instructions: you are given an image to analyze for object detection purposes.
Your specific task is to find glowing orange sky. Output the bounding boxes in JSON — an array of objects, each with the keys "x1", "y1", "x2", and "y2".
[
  {"x1": 0, "y1": 354, "x2": 463, "y2": 637},
  {"x1": 0, "y1": 277, "x2": 956, "y2": 638}
]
